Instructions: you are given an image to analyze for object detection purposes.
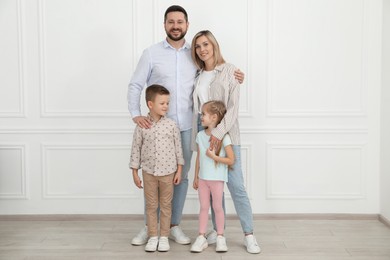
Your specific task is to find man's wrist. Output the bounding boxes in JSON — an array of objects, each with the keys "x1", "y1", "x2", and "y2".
[{"x1": 130, "y1": 112, "x2": 141, "y2": 119}]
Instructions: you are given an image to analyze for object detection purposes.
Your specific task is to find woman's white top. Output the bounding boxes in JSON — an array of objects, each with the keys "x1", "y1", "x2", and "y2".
[{"x1": 196, "y1": 70, "x2": 215, "y2": 112}]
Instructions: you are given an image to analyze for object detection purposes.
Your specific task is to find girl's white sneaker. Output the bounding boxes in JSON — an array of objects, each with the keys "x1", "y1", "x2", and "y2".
[
  {"x1": 216, "y1": 235, "x2": 228, "y2": 252},
  {"x1": 190, "y1": 235, "x2": 208, "y2": 253}
]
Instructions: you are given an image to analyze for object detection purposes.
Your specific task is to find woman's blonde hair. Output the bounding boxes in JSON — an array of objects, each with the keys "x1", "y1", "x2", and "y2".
[{"x1": 191, "y1": 30, "x2": 225, "y2": 70}]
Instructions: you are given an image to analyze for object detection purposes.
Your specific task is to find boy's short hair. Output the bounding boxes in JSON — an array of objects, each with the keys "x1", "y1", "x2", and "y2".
[{"x1": 145, "y1": 84, "x2": 170, "y2": 104}]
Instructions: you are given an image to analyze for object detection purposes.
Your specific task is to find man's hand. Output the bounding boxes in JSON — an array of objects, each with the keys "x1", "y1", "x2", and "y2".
[
  {"x1": 234, "y1": 69, "x2": 245, "y2": 84},
  {"x1": 133, "y1": 116, "x2": 152, "y2": 129}
]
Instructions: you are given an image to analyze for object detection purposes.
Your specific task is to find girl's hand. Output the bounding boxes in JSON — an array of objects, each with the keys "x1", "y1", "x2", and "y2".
[
  {"x1": 206, "y1": 147, "x2": 216, "y2": 160},
  {"x1": 193, "y1": 178, "x2": 199, "y2": 190}
]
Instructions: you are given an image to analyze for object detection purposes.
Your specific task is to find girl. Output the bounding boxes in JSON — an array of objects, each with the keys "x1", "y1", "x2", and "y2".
[
  {"x1": 191, "y1": 100, "x2": 234, "y2": 253},
  {"x1": 190, "y1": 30, "x2": 261, "y2": 254}
]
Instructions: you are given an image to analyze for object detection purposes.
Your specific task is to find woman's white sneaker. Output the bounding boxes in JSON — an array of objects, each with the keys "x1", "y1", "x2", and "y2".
[
  {"x1": 190, "y1": 235, "x2": 208, "y2": 253},
  {"x1": 216, "y1": 235, "x2": 228, "y2": 252},
  {"x1": 244, "y1": 234, "x2": 261, "y2": 254}
]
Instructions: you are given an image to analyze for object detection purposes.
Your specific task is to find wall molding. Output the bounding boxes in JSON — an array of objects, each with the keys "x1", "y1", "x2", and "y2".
[
  {"x1": 152, "y1": 0, "x2": 158, "y2": 43},
  {"x1": 0, "y1": 144, "x2": 28, "y2": 199},
  {"x1": 41, "y1": 143, "x2": 137, "y2": 199},
  {"x1": 0, "y1": 0, "x2": 26, "y2": 118},
  {"x1": 131, "y1": 0, "x2": 137, "y2": 70},
  {"x1": 240, "y1": 0, "x2": 253, "y2": 117},
  {"x1": 37, "y1": 0, "x2": 130, "y2": 118},
  {"x1": 266, "y1": 142, "x2": 367, "y2": 199},
  {"x1": 0, "y1": 127, "x2": 368, "y2": 135},
  {"x1": 266, "y1": 0, "x2": 368, "y2": 117}
]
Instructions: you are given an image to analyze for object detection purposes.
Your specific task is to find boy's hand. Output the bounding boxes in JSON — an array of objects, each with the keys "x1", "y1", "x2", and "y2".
[
  {"x1": 173, "y1": 172, "x2": 182, "y2": 185},
  {"x1": 133, "y1": 174, "x2": 143, "y2": 189}
]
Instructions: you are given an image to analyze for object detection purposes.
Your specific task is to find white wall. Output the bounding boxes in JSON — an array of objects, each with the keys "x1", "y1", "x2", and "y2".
[
  {"x1": 381, "y1": 0, "x2": 390, "y2": 221},
  {"x1": 0, "y1": 0, "x2": 383, "y2": 215}
]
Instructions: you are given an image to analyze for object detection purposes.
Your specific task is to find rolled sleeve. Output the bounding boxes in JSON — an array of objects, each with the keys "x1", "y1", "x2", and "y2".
[
  {"x1": 129, "y1": 126, "x2": 143, "y2": 169},
  {"x1": 212, "y1": 65, "x2": 240, "y2": 140},
  {"x1": 174, "y1": 125, "x2": 185, "y2": 166}
]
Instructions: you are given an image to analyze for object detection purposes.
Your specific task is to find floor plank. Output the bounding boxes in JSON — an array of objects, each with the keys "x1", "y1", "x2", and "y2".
[{"x1": 0, "y1": 217, "x2": 389, "y2": 260}]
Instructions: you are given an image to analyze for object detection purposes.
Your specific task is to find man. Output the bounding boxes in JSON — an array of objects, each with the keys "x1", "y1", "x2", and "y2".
[{"x1": 128, "y1": 5, "x2": 245, "y2": 248}]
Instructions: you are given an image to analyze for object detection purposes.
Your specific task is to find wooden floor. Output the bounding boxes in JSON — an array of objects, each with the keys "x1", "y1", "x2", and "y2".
[{"x1": 0, "y1": 216, "x2": 390, "y2": 260}]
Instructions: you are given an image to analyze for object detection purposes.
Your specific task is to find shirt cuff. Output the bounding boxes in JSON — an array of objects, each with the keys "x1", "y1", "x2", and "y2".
[
  {"x1": 177, "y1": 158, "x2": 185, "y2": 166},
  {"x1": 129, "y1": 162, "x2": 140, "y2": 169},
  {"x1": 130, "y1": 110, "x2": 141, "y2": 119}
]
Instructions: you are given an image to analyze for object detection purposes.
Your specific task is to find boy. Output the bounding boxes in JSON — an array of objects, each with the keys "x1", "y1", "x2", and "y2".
[{"x1": 129, "y1": 84, "x2": 184, "y2": 252}]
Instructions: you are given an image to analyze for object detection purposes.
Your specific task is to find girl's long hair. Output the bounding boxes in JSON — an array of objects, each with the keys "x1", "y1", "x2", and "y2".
[{"x1": 202, "y1": 100, "x2": 227, "y2": 167}]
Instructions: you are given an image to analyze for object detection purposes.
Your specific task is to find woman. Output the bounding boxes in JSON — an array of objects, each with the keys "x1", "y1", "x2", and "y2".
[{"x1": 190, "y1": 30, "x2": 261, "y2": 254}]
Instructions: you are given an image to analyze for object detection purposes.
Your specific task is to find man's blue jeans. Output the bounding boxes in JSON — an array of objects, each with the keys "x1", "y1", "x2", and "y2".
[{"x1": 171, "y1": 129, "x2": 192, "y2": 225}]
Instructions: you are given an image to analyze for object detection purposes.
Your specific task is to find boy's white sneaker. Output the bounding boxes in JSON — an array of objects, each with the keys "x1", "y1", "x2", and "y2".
[
  {"x1": 157, "y1": 236, "x2": 170, "y2": 252},
  {"x1": 216, "y1": 235, "x2": 228, "y2": 252},
  {"x1": 244, "y1": 234, "x2": 261, "y2": 254},
  {"x1": 131, "y1": 226, "x2": 148, "y2": 245},
  {"x1": 190, "y1": 235, "x2": 208, "y2": 253},
  {"x1": 206, "y1": 229, "x2": 217, "y2": 244},
  {"x1": 144, "y1": 236, "x2": 158, "y2": 252},
  {"x1": 169, "y1": 226, "x2": 191, "y2": 244}
]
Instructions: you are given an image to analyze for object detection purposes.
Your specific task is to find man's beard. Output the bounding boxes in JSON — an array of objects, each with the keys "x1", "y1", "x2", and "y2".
[{"x1": 166, "y1": 29, "x2": 187, "y2": 41}]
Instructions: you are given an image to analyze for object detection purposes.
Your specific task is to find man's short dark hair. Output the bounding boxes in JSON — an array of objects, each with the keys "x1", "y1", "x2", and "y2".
[
  {"x1": 164, "y1": 5, "x2": 188, "y2": 22},
  {"x1": 145, "y1": 84, "x2": 170, "y2": 103}
]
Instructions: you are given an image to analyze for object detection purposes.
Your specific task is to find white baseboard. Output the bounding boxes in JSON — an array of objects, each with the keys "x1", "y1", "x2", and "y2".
[{"x1": 379, "y1": 214, "x2": 390, "y2": 227}]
